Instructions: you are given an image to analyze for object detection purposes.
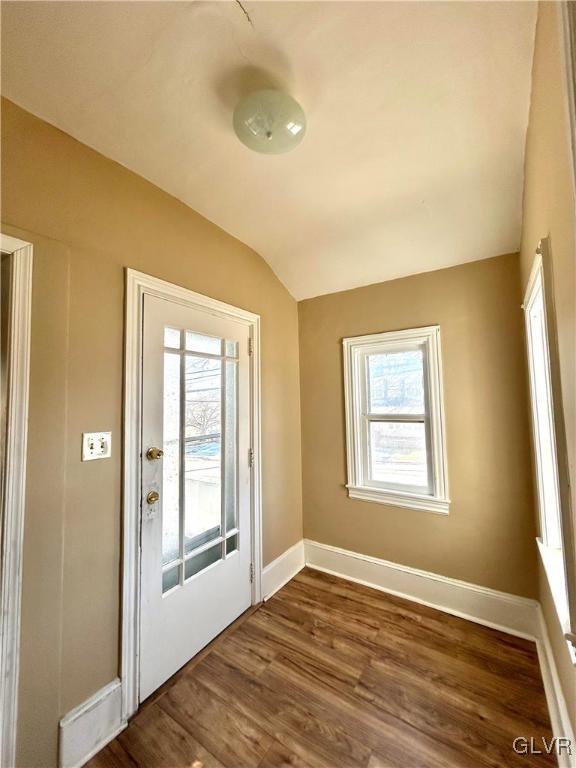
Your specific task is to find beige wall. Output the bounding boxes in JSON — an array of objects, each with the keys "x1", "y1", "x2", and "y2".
[
  {"x1": 299, "y1": 253, "x2": 538, "y2": 598},
  {"x1": 520, "y1": 2, "x2": 576, "y2": 731},
  {"x1": 1, "y1": 98, "x2": 303, "y2": 767}
]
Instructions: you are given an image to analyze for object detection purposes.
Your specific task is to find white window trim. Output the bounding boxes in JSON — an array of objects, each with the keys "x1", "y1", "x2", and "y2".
[
  {"x1": 537, "y1": 539, "x2": 571, "y2": 638},
  {"x1": 343, "y1": 325, "x2": 450, "y2": 515},
  {"x1": 523, "y1": 254, "x2": 562, "y2": 550},
  {"x1": 523, "y1": 248, "x2": 575, "y2": 660}
]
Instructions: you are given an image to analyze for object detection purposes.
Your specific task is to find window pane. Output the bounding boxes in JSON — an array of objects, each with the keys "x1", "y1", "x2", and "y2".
[
  {"x1": 162, "y1": 352, "x2": 180, "y2": 565},
  {"x1": 185, "y1": 331, "x2": 221, "y2": 355},
  {"x1": 368, "y1": 350, "x2": 425, "y2": 414},
  {"x1": 164, "y1": 327, "x2": 181, "y2": 349},
  {"x1": 184, "y1": 356, "x2": 222, "y2": 555},
  {"x1": 226, "y1": 534, "x2": 238, "y2": 555},
  {"x1": 369, "y1": 421, "x2": 428, "y2": 489},
  {"x1": 225, "y1": 360, "x2": 238, "y2": 533},
  {"x1": 184, "y1": 525, "x2": 221, "y2": 553},
  {"x1": 529, "y1": 286, "x2": 561, "y2": 545},
  {"x1": 162, "y1": 565, "x2": 180, "y2": 594},
  {"x1": 225, "y1": 339, "x2": 238, "y2": 358},
  {"x1": 185, "y1": 543, "x2": 222, "y2": 580}
]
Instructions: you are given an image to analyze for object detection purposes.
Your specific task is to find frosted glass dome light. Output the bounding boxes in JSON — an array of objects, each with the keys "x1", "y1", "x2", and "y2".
[{"x1": 233, "y1": 89, "x2": 306, "y2": 154}]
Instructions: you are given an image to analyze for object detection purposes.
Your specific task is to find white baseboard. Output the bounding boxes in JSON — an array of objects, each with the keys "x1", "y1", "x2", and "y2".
[
  {"x1": 536, "y1": 608, "x2": 576, "y2": 768},
  {"x1": 262, "y1": 539, "x2": 305, "y2": 600},
  {"x1": 304, "y1": 539, "x2": 539, "y2": 639},
  {"x1": 59, "y1": 678, "x2": 126, "y2": 768}
]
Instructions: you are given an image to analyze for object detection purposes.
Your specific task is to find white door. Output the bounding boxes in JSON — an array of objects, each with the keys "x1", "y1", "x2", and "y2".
[{"x1": 139, "y1": 293, "x2": 253, "y2": 701}]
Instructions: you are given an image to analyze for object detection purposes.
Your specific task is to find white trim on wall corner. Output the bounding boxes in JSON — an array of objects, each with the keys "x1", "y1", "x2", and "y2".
[
  {"x1": 262, "y1": 540, "x2": 305, "y2": 600},
  {"x1": 0, "y1": 235, "x2": 33, "y2": 768},
  {"x1": 59, "y1": 679, "x2": 126, "y2": 768}
]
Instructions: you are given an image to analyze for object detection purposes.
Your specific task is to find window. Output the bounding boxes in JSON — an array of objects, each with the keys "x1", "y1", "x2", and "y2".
[
  {"x1": 343, "y1": 326, "x2": 449, "y2": 514},
  {"x1": 523, "y1": 252, "x2": 571, "y2": 636},
  {"x1": 523, "y1": 261, "x2": 562, "y2": 549}
]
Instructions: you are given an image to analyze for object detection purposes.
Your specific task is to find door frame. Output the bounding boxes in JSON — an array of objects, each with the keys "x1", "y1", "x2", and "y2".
[
  {"x1": 121, "y1": 269, "x2": 262, "y2": 721},
  {"x1": 0, "y1": 234, "x2": 33, "y2": 768}
]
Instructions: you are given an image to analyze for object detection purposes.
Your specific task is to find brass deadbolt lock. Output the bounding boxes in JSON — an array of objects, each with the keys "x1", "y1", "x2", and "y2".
[
  {"x1": 146, "y1": 490, "x2": 160, "y2": 505},
  {"x1": 146, "y1": 446, "x2": 164, "y2": 461}
]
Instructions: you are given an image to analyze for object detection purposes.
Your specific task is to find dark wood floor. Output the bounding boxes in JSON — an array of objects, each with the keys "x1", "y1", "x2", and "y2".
[{"x1": 89, "y1": 567, "x2": 555, "y2": 768}]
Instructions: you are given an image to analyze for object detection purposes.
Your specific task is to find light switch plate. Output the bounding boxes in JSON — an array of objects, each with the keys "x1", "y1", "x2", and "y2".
[{"x1": 82, "y1": 432, "x2": 112, "y2": 461}]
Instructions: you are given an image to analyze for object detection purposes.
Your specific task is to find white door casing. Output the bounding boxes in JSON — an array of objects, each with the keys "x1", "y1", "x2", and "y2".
[
  {"x1": 0, "y1": 234, "x2": 33, "y2": 768},
  {"x1": 122, "y1": 270, "x2": 262, "y2": 719}
]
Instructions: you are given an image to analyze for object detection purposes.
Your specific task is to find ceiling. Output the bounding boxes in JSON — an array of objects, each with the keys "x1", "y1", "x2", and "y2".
[{"x1": 1, "y1": 1, "x2": 537, "y2": 300}]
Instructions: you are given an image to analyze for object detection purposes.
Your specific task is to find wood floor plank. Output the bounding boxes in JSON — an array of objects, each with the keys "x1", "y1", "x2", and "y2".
[
  {"x1": 285, "y1": 573, "x2": 544, "y2": 694},
  {"x1": 273, "y1": 703, "x2": 371, "y2": 768},
  {"x1": 192, "y1": 649, "x2": 371, "y2": 768},
  {"x1": 242, "y1": 613, "x2": 363, "y2": 691},
  {"x1": 271, "y1": 584, "x2": 381, "y2": 641},
  {"x1": 256, "y1": 599, "x2": 375, "y2": 674},
  {"x1": 356, "y1": 657, "x2": 555, "y2": 768},
  {"x1": 157, "y1": 673, "x2": 273, "y2": 767},
  {"x1": 295, "y1": 567, "x2": 535, "y2": 656},
  {"x1": 263, "y1": 584, "x2": 549, "y2": 730},
  {"x1": 90, "y1": 568, "x2": 556, "y2": 768},
  {"x1": 261, "y1": 641, "x2": 553, "y2": 766},
  {"x1": 366, "y1": 746, "x2": 470, "y2": 768},
  {"x1": 367, "y1": 633, "x2": 551, "y2": 729},
  {"x1": 85, "y1": 740, "x2": 138, "y2": 768},
  {"x1": 214, "y1": 626, "x2": 278, "y2": 677},
  {"x1": 116, "y1": 705, "x2": 224, "y2": 768},
  {"x1": 262, "y1": 657, "x2": 480, "y2": 768},
  {"x1": 258, "y1": 741, "x2": 314, "y2": 768},
  {"x1": 192, "y1": 647, "x2": 294, "y2": 724},
  {"x1": 293, "y1": 569, "x2": 542, "y2": 678}
]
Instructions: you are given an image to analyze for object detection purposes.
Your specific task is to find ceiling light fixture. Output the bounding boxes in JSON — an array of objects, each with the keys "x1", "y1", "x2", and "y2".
[{"x1": 233, "y1": 89, "x2": 306, "y2": 154}]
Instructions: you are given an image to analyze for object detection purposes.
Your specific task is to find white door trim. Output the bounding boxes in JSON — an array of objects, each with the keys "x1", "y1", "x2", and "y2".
[
  {"x1": 0, "y1": 234, "x2": 33, "y2": 768},
  {"x1": 121, "y1": 269, "x2": 262, "y2": 721}
]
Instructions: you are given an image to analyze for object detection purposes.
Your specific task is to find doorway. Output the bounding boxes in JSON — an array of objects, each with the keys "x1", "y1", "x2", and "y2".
[{"x1": 122, "y1": 270, "x2": 262, "y2": 716}]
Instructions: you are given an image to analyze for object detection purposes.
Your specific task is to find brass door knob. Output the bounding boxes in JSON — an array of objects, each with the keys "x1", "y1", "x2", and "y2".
[
  {"x1": 146, "y1": 490, "x2": 160, "y2": 505},
  {"x1": 146, "y1": 447, "x2": 164, "y2": 461}
]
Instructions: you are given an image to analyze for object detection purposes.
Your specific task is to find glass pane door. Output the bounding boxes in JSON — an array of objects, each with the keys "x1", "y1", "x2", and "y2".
[{"x1": 161, "y1": 328, "x2": 239, "y2": 595}]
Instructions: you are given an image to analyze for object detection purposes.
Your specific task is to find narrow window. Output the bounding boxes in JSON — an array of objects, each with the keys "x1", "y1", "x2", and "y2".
[
  {"x1": 523, "y1": 258, "x2": 562, "y2": 549},
  {"x1": 523, "y1": 253, "x2": 572, "y2": 637},
  {"x1": 343, "y1": 326, "x2": 449, "y2": 514}
]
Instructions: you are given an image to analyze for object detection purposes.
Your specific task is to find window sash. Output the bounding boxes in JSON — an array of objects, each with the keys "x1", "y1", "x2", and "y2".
[
  {"x1": 363, "y1": 418, "x2": 433, "y2": 494},
  {"x1": 359, "y1": 342, "x2": 433, "y2": 495}
]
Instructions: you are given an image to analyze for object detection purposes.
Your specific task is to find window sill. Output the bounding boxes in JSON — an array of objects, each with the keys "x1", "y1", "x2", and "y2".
[
  {"x1": 347, "y1": 485, "x2": 450, "y2": 515},
  {"x1": 536, "y1": 538, "x2": 576, "y2": 663}
]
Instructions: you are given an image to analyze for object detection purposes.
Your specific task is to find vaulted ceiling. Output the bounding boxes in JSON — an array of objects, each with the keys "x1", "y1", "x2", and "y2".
[{"x1": 2, "y1": 1, "x2": 537, "y2": 299}]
